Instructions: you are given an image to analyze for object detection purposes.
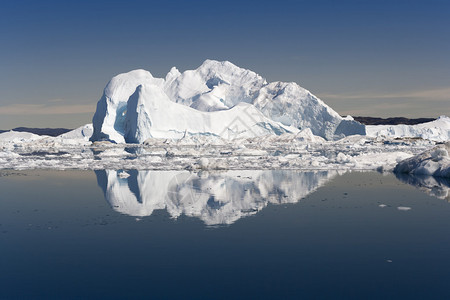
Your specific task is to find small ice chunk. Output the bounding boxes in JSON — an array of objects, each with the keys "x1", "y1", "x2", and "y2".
[
  {"x1": 198, "y1": 157, "x2": 209, "y2": 169},
  {"x1": 310, "y1": 160, "x2": 320, "y2": 167},
  {"x1": 336, "y1": 152, "x2": 349, "y2": 163},
  {"x1": 379, "y1": 204, "x2": 387, "y2": 208},
  {"x1": 397, "y1": 206, "x2": 411, "y2": 211},
  {"x1": 119, "y1": 171, "x2": 130, "y2": 178}
]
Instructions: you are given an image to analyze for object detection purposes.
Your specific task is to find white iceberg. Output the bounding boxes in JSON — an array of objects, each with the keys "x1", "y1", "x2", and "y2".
[
  {"x1": 0, "y1": 131, "x2": 47, "y2": 142},
  {"x1": 58, "y1": 124, "x2": 93, "y2": 141},
  {"x1": 394, "y1": 142, "x2": 450, "y2": 178},
  {"x1": 90, "y1": 59, "x2": 364, "y2": 143},
  {"x1": 366, "y1": 116, "x2": 450, "y2": 142}
]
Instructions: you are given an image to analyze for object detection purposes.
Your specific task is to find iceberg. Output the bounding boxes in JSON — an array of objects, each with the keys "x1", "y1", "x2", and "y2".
[
  {"x1": 0, "y1": 131, "x2": 48, "y2": 142},
  {"x1": 90, "y1": 60, "x2": 363, "y2": 143},
  {"x1": 366, "y1": 116, "x2": 450, "y2": 142},
  {"x1": 394, "y1": 142, "x2": 450, "y2": 178},
  {"x1": 58, "y1": 124, "x2": 93, "y2": 141}
]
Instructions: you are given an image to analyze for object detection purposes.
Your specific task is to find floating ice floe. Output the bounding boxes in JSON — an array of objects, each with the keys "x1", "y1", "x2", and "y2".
[
  {"x1": 394, "y1": 142, "x2": 450, "y2": 178},
  {"x1": 397, "y1": 206, "x2": 412, "y2": 211}
]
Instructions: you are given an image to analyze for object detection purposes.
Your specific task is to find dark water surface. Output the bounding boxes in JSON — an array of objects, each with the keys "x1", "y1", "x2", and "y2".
[{"x1": 1, "y1": 170, "x2": 449, "y2": 299}]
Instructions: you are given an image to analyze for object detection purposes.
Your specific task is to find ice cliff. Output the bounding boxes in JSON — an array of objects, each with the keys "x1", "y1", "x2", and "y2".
[
  {"x1": 124, "y1": 84, "x2": 295, "y2": 143},
  {"x1": 91, "y1": 60, "x2": 364, "y2": 143}
]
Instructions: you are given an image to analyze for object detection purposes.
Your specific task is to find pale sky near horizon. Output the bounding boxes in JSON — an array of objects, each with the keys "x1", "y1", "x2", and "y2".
[{"x1": 0, "y1": 0, "x2": 449, "y2": 129}]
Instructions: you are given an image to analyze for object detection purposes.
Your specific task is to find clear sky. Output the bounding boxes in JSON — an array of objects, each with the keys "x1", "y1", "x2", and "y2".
[{"x1": 1, "y1": 0, "x2": 449, "y2": 129}]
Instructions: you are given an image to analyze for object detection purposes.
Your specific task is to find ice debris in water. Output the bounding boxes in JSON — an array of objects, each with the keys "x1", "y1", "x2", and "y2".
[
  {"x1": 0, "y1": 122, "x2": 446, "y2": 172},
  {"x1": 397, "y1": 206, "x2": 412, "y2": 211}
]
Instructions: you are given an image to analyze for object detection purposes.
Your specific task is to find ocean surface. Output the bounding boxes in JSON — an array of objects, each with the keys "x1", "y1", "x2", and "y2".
[{"x1": 1, "y1": 170, "x2": 449, "y2": 299}]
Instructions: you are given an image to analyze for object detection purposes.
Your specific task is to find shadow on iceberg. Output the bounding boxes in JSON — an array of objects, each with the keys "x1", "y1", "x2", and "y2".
[
  {"x1": 95, "y1": 169, "x2": 339, "y2": 226},
  {"x1": 394, "y1": 173, "x2": 450, "y2": 201}
]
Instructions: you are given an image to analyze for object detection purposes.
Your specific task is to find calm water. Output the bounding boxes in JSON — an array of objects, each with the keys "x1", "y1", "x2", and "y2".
[{"x1": 1, "y1": 170, "x2": 449, "y2": 299}]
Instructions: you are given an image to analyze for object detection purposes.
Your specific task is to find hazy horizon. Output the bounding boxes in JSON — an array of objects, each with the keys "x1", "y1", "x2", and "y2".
[{"x1": 1, "y1": 0, "x2": 449, "y2": 129}]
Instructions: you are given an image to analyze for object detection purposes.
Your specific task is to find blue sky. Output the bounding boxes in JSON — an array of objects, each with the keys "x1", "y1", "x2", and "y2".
[{"x1": 1, "y1": 0, "x2": 449, "y2": 128}]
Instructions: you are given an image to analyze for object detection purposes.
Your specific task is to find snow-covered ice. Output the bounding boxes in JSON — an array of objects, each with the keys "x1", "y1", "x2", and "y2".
[
  {"x1": 394, "y1": 142, "x2": 450, "y2": 178},
  {"x1": 58, "y1": 124, "x2": 93, "y2": 141},
  {"x1": 124, "y1": 84, "x2": 296, "y2": 143},
  {"x1": 0, "y1": 131, "x2": 48, "y2": 142},
  {"x1": 0, "y1": 129, "x2": 436, "y2": 171},
  {"x1": 366, "y1": 116, "x2": 450, "y2": 142}
]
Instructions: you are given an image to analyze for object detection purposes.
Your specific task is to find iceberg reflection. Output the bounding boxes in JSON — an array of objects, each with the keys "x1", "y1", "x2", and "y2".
[
  {"x1": 395, "y1": 173, "x2": 450, "y2": 201},
  {"x1": 95, "y1": 169, "x2": 339, "y2": 225}
]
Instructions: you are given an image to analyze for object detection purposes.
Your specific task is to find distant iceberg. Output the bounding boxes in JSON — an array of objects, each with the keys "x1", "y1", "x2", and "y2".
[{"x1": 367, "y1": 116, "x2": 450, "y2": 142}]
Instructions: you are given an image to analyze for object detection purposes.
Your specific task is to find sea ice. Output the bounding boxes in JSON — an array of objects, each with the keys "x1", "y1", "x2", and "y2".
[{"x1": 394, "y1": 142, "x2": 450, "y2": 178}]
